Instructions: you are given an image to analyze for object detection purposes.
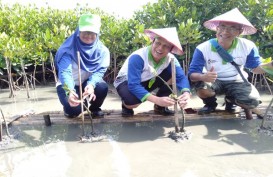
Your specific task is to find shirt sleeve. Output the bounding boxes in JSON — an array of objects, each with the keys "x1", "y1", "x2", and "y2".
[
  {"x1": 188, "y1": 48, "x2": 206, "y2": 77},
  {"x1": 57, "y1": 53, "x2": 75, "y2": 91},
  {"x1": 87, "y1": 49, "x2": 110, "y2": 87},
  {"x1": 245, "y1": 47, "x2": 262, "y2": 69},
  {"x1": 127, "y1": 54, "x2": 150, "y2": 101}
]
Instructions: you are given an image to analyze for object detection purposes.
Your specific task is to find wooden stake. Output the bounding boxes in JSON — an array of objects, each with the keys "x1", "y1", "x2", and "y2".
[
  {"x1": 171, "y1": 58, "x2": 179, "y2": 133},
  {"x1": 77, "y1": 51, "x2": 85, "y2": 136},
  {"x1": 43, "y1": 114, "x2": 52, "y2": 126}
]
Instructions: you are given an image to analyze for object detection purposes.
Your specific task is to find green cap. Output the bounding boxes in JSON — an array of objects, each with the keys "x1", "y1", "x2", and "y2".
[{"x1": 78, "y1": 14, "x2": 101, "y2": 34}]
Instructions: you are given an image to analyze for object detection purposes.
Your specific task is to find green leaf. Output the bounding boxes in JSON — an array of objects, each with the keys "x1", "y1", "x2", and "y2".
[
  {"x1": 63, "y1": 83, "x2": 71, "y2": 95},
  {"x1": 148, "y1": 78, "x2": 155, "y2": 88}
]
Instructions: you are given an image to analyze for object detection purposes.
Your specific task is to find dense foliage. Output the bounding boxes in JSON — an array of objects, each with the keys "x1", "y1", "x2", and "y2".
[{"x1": 0, "y1": 0, "x2": 272, "y2": 91}]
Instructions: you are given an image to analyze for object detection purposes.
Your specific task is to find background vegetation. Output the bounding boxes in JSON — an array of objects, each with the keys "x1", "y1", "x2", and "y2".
[{"x1": 0, "y1": 0, "x2": 272, "y2": 97}]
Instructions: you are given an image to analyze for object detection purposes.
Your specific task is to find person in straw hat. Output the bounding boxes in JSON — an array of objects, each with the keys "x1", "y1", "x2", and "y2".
[
  {"x1": 114, "y1": 27, "x2": 191, "y2": 117},
  {"x1": 55, "y1": 13, "x2": 110, "y2": 119},
  {"x1": 188, "y1": 8, "x2": 273, "y2": 118}
]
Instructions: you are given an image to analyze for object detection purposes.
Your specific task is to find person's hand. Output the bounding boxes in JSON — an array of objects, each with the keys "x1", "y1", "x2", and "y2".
[
  {"x1": 155, "y1": 96, "x2": 176, "y2": 107},
  {"x1": 83, "y1": 84, "x2": 96, "y2": 102},
  {"x1": 177, "y1": 92, "x2": 191, "y2": 109},
  {"x1": 203, "y1": 66, "x2": 217, "y2": 82},
  {"x1": 68, "y1": 90, "x2": 81, "y2": 107}
]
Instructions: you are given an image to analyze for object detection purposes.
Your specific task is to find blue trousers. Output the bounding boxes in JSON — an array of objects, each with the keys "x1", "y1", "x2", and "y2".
[{"x1": 56, "y1": 81, "x2": 108, "y2": 117}]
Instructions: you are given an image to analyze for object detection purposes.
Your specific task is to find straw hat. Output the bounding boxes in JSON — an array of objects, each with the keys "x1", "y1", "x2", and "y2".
[
  {"x1": 78, "y1": 14, "x2": 101, "y2": 34},
  {"x1": 144, "y1": 27, "x2": 183, "y2": 55},
  {"x1": 203, "y1": 8, "x2": 257, "y2": 35}
]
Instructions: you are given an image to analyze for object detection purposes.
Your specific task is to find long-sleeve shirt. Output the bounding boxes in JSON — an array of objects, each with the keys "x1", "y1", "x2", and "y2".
[
  {"x1": 57, "y1": 53, "x2": 109, "y2": 90},
  {"x1": 114, "y1": 46, "x2": 190, "y2": 102},
  {"x1": 188, "y1": 37, "x2": 262, "y2": 81}
]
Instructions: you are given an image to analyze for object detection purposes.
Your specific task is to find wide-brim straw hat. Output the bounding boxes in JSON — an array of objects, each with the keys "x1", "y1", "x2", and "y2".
[
  {"x1": 144, "y1": 27, "x2": 183, "y2": 55},
  {"x1": 203, "y1": 8, "x2": 257, "y2": 35}
]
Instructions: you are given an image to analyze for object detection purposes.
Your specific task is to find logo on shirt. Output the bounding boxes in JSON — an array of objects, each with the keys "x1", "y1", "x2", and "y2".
[{"x1": 208, "y1": 59, "x2": 217, "y2": 64}]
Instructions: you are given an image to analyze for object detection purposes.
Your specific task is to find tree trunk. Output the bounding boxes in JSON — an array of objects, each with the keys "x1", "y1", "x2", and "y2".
[
  {"x1": 5, "y1": 57, "x2": 15, "y2": 98},
  {"x1": 113, "y1": 53, "x2": 117, "y2": 80},
  {"x1": 184, "y1": 43, "x2": 190, "y2": 75},
  {"x1": 33, "y1": 63, "x2": 37, "y2": 89},
  {"x1": 42, "y1": 61, "x2": 46, "y2": 85},
  {"x1": 50, "y1": 51, "x2": 57, "y2": 83},
  {"x1": 20, "y1": 60, "x2": 30, "y2": 98}
]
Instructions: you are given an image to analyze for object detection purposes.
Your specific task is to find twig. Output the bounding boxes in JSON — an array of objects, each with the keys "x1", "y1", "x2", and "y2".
[
  {"x1": 154, "y1": 74, "x2": 175, "y2": 95},
  {"x1": 83, "y1": 104, "x2": 94, "y2": 133}
]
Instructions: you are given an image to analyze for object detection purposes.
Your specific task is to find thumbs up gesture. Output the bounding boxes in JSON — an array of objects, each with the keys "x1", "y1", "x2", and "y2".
[{"x1": 203, "y1": 66, "x2": 217, "y2": 83}]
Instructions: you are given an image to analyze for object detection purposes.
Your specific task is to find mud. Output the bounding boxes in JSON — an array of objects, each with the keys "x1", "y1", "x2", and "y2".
[{"x1": 0, "y1": 85, "x2": 273, "y2": 177}]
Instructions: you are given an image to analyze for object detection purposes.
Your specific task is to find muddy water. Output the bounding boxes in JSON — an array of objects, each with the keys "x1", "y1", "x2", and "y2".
[
  {"x1": 1, "y1": 119, "x2": 273, "y2": 177},
  {"x1": 1, "y1": 86, "x2": 273, "y2": 177}
]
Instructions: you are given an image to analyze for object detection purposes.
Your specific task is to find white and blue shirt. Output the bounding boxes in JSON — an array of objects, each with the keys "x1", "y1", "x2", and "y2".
[
  {"x1": 114, "y1": 46, "x2": 190, "y2": 102},
  {"x1": 188, "y1": 37, "x2": 262, "y2": 81}
]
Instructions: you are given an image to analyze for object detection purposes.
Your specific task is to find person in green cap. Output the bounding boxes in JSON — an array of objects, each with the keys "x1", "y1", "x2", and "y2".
[{"x1": 55, "y1": 13, "x2": 110, "y2": 118}]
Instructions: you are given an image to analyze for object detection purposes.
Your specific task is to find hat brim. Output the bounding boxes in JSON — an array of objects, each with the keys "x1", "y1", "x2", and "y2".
[
  {"x1": 203, "y1": 8, "x2": 257, "y2": 35},
  {"x1": 144, "y1": 28, "x2": 183, "y2": 55},
  {"x1": 203, "y1": 20, "x2": 257, "y2": 35},
  {"x1": 79, "y1": 26, "x2": 100, "y2": 34}
]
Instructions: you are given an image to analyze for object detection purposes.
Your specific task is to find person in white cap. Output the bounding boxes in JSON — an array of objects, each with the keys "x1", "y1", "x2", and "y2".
[
  {"x1": 55, "y1": 13, "x2": 110, "y2": 118},
  {"x1": 114, "y1": 27, "x2": 191, "y2": 117},
  {"x1": 188, "y1": 8, "x2": 273, "y2": 118}
]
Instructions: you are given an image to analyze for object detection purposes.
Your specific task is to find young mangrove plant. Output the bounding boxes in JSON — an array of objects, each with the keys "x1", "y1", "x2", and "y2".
[{"x1": 149, "y1": 58, "x2": 192, "y2": 142}]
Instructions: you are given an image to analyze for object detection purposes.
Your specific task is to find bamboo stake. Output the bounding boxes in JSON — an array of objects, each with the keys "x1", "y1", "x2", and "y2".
[
  {"x1": 77, "y1": 51, "x2": 85, "y2": 136},
  {"x1": 171, "y1": 58, "x2": 180, "y2": 133}
]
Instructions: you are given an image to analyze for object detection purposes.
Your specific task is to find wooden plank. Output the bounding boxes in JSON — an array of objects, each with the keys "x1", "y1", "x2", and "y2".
[
  {"x1": 6, "y1": 106, "x2": 267, "y2": 126},
  {"x1": 10, "y1": 109, "x2": 241, "y2": 125}
]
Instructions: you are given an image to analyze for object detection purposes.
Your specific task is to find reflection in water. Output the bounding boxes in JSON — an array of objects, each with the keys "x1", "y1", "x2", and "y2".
[
  {"x1": 258, "y1": 126, "x2": 273, "y2": 136},
  {"x1": 1, "y1": 141, "x2": 71, "y2": 177},
  {"x1": 0, "y1": 121, "x2": 168, "y2": 176},
  {"x1": 1, "y1": 119, "x2": 273, "y2": 177},
  {"x1": 109, "y1": 137, "x2": 130, "y2": 177}
]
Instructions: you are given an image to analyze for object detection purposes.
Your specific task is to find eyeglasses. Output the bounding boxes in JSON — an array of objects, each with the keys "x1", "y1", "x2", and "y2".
[
  {"x1": 153, "y1": 41, "x2": 172, "y2": 51},
  {"x1": 217, "y1": 25, "x2": 241, "y2": 33}
]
